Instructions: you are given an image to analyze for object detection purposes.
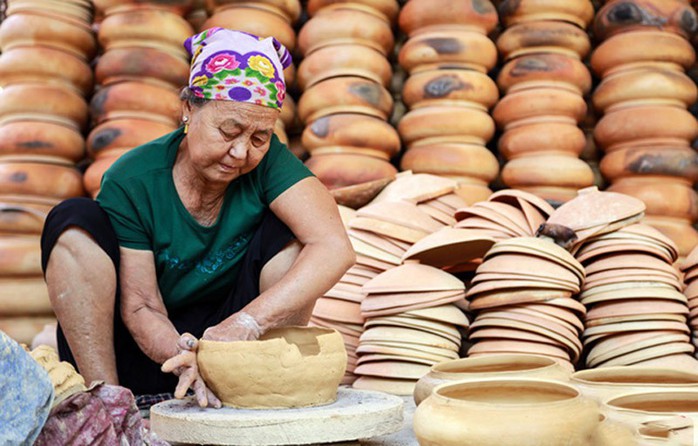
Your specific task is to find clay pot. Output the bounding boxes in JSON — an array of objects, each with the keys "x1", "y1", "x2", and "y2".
[
  {"x1": 402, "y1": 69, "x2": 499, "y2": 110},
  {"x1": 498, "y1": 118, "x2": 586, "y2": 159},
  {"x1": 84, "y1": 153, "x2": 123, "y2": 197},
  {"x1": 279, "y1": 95, "x2": 297, "y2": 131},
  {"x1": 298, "y1": 7, "x2": 393, "y2": 56},
  {"x1": 297, "y1": 77, "x2": 393, "y2": 124},
  {"x1": 206, "y1": 0, "x2": 300, "y2": 23},
  {"x1": 0, "y1": 316, "x2": 57, "y2": 346},
  {"x1": 202, "y1": 6, "x2": 296, "y2": 51},
  {"x1": 0, "y1": 235, "x2": 42, "y2": 275},
  {"x1": 414, "y1": 379, "x2": 600, "y2": 446},
  {"x1": 0, "y1": 46, "x2": 93, "y2": 96},
  {"x1": 297, "y1": 44, "x2": 392, "y2": 90},
  {"x1": 502, "y1": 155, "x2": 595, "y2": 189},
  {"x1": 302, "y1": 114, "x2": 400, "y2": 158},
  {"x1": 600, "y1": 146, "x2": 698, "y2": 183},
  {"x1": 400, "y1": 143, "x2": 499, "y2": 183},
  {"x1": 593, "y1": 67, "x2": 698, "y2": 111},
  {"x1": 497, "y1": 53, "x2": 592, "y2": 95},
  {"x1": 414, "y1": 354, "x2": 571, "y2": 406},
  {"x1": 644, "y1": 216, "x2": 698, "y2": 257},
  {"x1": 497, "y1": 0, "x2": 595, "y2": 29},
  {"x1": 594, "y1": 106, "x2": 698, "y2": 152},
  {"x1": 0, "y1": 121, "x2": 85, "y2": 162},
  {"x1": 608, "y1": 177, "x2": 698, "y2": 221},
  {"x1": 93, "y1": 0, "x2": 193, "y2": 16},
  {"x1": 198, "y1": 326, "x2": 346, "y2": 408},
  {"x1": 0, "y1": 83, "x2": 88, "y2": 131},
  {"x1": 0, "y1": 156, "x2": 84, "y2": 199},
  {"x1": 398, "y1": 0, "x2": 498, "y2": 36},
  {"x1": 90, "y1": 81, "x2": 181, "y2": 126},
  {"x1": 307, "y1": 0, "x2": 398, "y2": 23},
  {"x1": 0, "y1": 195, "x2": 54, "y2": 235},
  {"x1": 0, "y1": 11, "x2": 96, "y2": 61},
  {"x1": 87, "y1": 119, "x2": 177, "y2": 158},
  {"x1": 305, "y1": 150, "x2": 398, "y2": 189},
  {"x1": 594, "y1": 0, "x2": 698, "y2": 41},
  {"x1": 493, "y1": 88, "x2": 586, "y2": 129},
  {"x1": 95, "y1": 47, "x2": 190, "y2": 90},
  {"x1": 398, "y1": 106, "x2": 495, "y2": 147},
  {"x1": 99, "y1": 7, "x2": 194, "y2": 59},
  {"x1": 6, "y1": 0, "x2": 92, "y2": 23},
  {"x1": 496, "y1": 21, "x2": 591, "y2": 61},
  {"x1": 399, "y1": 29, "x2": 497, "y2": 74},
  {"x1": 590, "y1": 31, "x2": 696, "y2": 78},
  {"x1": 0, "y1": 277, "x2": 51, "y2": 315}
]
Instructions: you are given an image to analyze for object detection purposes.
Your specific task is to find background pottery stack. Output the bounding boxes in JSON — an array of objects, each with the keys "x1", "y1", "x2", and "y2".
[
  {"x1": 680, "y1": 246, "x2": 698, "y2": 362},
  {"x1": 0, "y1": 0, "x2": 95, "y2": 343},
  {"x1": 591, "y1": 0, "x2": 698, "y2": 257},
  {"x1": 397, "y1": 0, "x2": 500, "y2": 204},
  {"x1": 297, "y1": 0, "x2": 399, "y2": 189},
  {"x1": 85, "y1": 0, "x2": 194, "y2": 196},
  {"x1": 493, "y1": 0, "x2": 595, "y2": 205}
]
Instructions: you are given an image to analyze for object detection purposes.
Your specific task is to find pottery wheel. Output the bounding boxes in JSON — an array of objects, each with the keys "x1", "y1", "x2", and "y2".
[{"x1": 150, "y1": 388, "x2": 405, "y2": 446}]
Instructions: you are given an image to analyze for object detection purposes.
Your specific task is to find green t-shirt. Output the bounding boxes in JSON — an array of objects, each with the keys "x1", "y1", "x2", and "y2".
[{"x1": 96, "y1": 127, "x2": 314, "y2": 310}]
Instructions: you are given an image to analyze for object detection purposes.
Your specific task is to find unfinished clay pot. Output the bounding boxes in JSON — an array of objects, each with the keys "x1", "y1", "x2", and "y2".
[
  {"x1": 399, "y1": 106, "x2": 495, "y2": 147},
  {"x1": 95, "y1": 47, "x2": 189, "y2": 90},
  {"x1": 493, "y1": 87, "x2": 586, "y2": 129},
  {"x1": 496, "y1": 21, "x2": 591, "y2": 61},
  {"x1": 594, "y1": 0, "x2": 698, "y2": 40},
  {"x1": 398, "y1": 0, "x2": 498, "y2": 36},
  {"x1": 0, "y1": 121, "x2": 85, "y2": 162},
  {"x1": 497, "y1": 53, "x2": 592, "y2": 95},
  {"x1": 297, "y1": 44, "x2": 392, "y2": 89},
  {"x1": 402, "y1": 69, "x2": 499, "y2": 110},
  {"x1": 399, "y1": 29, "x2": 497, "y2": 74},
  {"x1": 302, "y1": 114, "x2": 400, "y2": 158},
  {"x1": 497, "y1": 0, "x2": 595, "y2": 29},
  {"x1": 298, "y1": 77, "x2": 393, "y2": 123},
  {"x1": 202, "y1": 6, "x2": 296, "y2": 51}
]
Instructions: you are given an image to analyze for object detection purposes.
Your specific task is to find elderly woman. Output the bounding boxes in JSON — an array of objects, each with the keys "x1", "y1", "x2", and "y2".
[{"x1": 40, "y1": 29, "x2": 355, "y2": 408}]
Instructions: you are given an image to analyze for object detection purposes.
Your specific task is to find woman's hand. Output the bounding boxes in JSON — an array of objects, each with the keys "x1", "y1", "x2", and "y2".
[
  {"x1": 202, "y1": 311, "x2": 263, "y2": 342},
  {"x1": 161, "y1": 333, "x2": 222, "y2": 408}
]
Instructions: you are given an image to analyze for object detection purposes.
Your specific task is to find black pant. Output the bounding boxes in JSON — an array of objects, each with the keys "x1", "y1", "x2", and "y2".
[{"x1": 40, "y1": 197, "x2": 295, "y2": 396}]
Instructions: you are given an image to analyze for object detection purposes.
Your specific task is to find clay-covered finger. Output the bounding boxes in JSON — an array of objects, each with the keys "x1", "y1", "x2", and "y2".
[
  {"x1": 193, "y1": 378, "x2": 209, "y2": 408},
  {"x1": 178, "y1": 332, "x2": 198, "y2": 351},
  {"x1": 161, "y1": 351, "x2": 195, "y2": 373},
  {"x1": 174, "y1": 368, "x2": 196, "y2": 399},
  {"x1": 206, "y1": 387, "x2": 222, "y2": 409}
]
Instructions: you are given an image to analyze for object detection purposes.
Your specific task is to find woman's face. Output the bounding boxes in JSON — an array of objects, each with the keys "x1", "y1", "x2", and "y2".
[{"x1": 182, "y1": 100, "x2": 279, "y2": 184}]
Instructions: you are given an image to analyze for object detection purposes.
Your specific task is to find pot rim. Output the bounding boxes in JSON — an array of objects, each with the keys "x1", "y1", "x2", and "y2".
[
  {"x1": 429, "y1": 353, "x2": 560, "y2": 379},
  {"x1": 572, "y1": 367, "x2": 698, "y2": 387}
]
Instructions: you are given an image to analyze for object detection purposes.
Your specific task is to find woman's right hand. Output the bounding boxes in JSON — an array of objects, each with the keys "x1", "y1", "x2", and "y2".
[{"x1": 161, "y1": 333, "x2": 222, "y2": 409}]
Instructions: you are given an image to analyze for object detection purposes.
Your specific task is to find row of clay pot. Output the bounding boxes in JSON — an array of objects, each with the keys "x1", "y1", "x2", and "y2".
[{"x1": 681, "y1": 247, "x2": 698, "y2": 357}]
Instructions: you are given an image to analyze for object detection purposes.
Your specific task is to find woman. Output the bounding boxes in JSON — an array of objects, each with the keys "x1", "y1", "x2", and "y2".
[{"x1": 40, "y1": 28, "x2": 355, "y2": 408}]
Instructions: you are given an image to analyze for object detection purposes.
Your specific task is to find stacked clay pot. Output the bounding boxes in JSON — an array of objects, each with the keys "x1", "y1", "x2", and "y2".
[
  {"x1": 591, "y1": 0, "x2": 698, "y2": 256},
  {"x1": 680, "y1": 246, "x2": 698, "y2": 359},
  {"x1": 87, "y1": 1, "x2": 195, "y2": 197},
  {"x1": 397, "y1": 0, "x2": 500, "y2": 203},
  {"x1": 297, "y1": 0, "x2": 400, "y2": 189},
  {"x1": 493, "y1": 0, "x2": 595, "y2": 204},
  {"x1": 0, "y1": 0, "x2": 95, "y2": 343}
]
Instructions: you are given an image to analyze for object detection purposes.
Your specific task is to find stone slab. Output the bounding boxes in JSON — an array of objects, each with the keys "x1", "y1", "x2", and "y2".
[{"x1": 150, "y1": 388, "x2": 404, "y2": 446}]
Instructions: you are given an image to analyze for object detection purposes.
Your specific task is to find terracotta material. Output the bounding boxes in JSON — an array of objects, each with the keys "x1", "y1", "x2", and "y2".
[
  {"x1": 94, "y1": 0, "x2": 193, "y2": 16},
  {"x1": 402, "y1": 228, "x2": 495, "y2": 267},
  {"x1": 0, "y1": 316, "x2": 57, "y2": 346},
  {"x1": 400, "y1": 143, "x2": 499, "y2": 182},
  {"x1": 0, "y1": 234, "x2": 41, "y2": 276},
  {"x1": 484, "y1": 238, "x2": 585, "y2": 279},
  {"x1": 360, "y1": 326, "x2": 459, "y2": 352},
  {"x1": 600, "y1": 146, "x2": 698, "y2": 183},
  {"x1": 498, "y1": 119, "x2": 586, "y2": 159},
  {"x1": 90, "y1": 81, "x2": 181, "y2": 126},
  {"x1": 31, "y1": 346, "x2": 87, "y2": 407},
  {"x1": 398, "y1": 0, "x2": 498, "y2": 36},
  {"x1": 0, "y1": 156, "x2": 84, "y2": 199},
  {"x1": 502, "y1": 155, "x2": 595, "y2": 189},
  {"x1": 330, "y1": 177, "x2": 394, "y2": 210},
  {"x1": 477, "y1": 254, "x2": 580, "y2": 285},
  {"x1": 497, "y1": 53, "x2": 592, "y2": 95},
  {"x1": 0, "y1": 121, "x2": 85, "y2": 162},
  {"x1": 644, "y1": 216, "x2": 698, "y2": 257},
  {"x1": 363, "y1": 262, "x2": 464, "y2": 295},
  {"x1": 414, "y1": 379, "x2": 599, "y2": 446},
  {"x1": 298, "y1": 77, "x2": 393, "y2": 123},
  {"x1": 305, "y1": 151, "x2": 397, "y2": 190},
  {"x1": 493, "y1": 88, "x2": 586, "y2": 129},
  {"x1": 402, "y1": 68, "x2": 498, "y2": 110},
  {"x1": 7, "y1": 0, "x2": 92, "y2": 23},
  {"x1": 496, "y1": 21, "x2": 591, "y2": 61},
  {"x1": 87, "y1": 119, "x2": 177, "y2": 158},
  {"x1": 302, "y1": 114, "x2": 399, "y2": 158},
  {"x1": 399, "y1": 106, "x2": 494, "y2": 148},
  {"x1": 594, "y1": 0, "x2": 698, "y2": 40},
  {"x1": 399, "y1": 29, "x2": 497, "y2": 74},
  {"x1": 370, "y1": 172, "x2": 456, "y2": 204},
  {"x1": 207, "y1": 0, "x2": 300, "y2": 23},
  {"x1": 83, "y1": 153, "x2": 123, "y2": 197},
  {"x1": 352, "y1": 376, "x2": 415, "y2": 396},
  {"x1": 95, "y1": 47, "x2": 189, "y2": 90},
  {"x1": 0, "y1": 197, "x2": 53, "y2": 235},
  {"x1": 0, "y1": 83, "x2": 88, "y2": 131},
  {"x1": 497, "y1": 0, "x2": 595, "y2": 29},
  {"x1": 297, "y1": 45, "x2": 391, "y2": 90},
  {"x1": 607, "y1": 178, "x2": 698, "y2": 222},
  {"x1": 467, "y1": 340, "x2": 571, "y2": 362},
  {"x1": 203, "y1": 6, "x2": 296, "y2": 51}
]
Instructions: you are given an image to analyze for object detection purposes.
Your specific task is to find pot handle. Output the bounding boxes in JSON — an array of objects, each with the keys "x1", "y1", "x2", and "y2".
[{"x1": 0, "y1": 204, "x2": 49, "y2": 220}]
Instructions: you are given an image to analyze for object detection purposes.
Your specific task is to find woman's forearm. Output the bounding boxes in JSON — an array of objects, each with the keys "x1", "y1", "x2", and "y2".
[{"x1": 121, "y1": 301, "x2": 181, "y2": 364}]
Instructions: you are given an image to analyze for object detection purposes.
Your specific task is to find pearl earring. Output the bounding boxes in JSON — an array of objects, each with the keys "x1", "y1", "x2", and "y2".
[{"x1": 183, "y1": 116, "x2": 189, "y2": 134}]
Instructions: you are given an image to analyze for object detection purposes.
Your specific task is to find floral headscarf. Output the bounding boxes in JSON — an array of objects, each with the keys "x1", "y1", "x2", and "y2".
[{"x1": 184, "y1": 28, "x2": 293, "y2": 109}]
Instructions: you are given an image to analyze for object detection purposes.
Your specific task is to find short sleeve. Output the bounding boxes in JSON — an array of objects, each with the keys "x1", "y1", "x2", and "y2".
[
  {"x1": 259, "y1": 136, "x2": 315, "y2": 204},
  {"x1": 96, "y1": 177, "x2": 152, "y2": 250}
]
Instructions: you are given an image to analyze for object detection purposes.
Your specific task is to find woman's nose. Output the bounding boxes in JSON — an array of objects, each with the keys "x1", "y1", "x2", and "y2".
[{"x1": 228, "y1": 141, "x2": 248, "y2": 160}]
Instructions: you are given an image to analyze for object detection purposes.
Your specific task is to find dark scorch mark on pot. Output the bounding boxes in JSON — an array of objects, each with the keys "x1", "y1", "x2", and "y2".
[
  {"x1": 18, "y1": 141, "x2": 52, "y2": 149},
  {"x1": 91, "y1": 128, "x2": 122, "y2": 152},
  {"x1": 498, "y1": 0, "x2": 521, "y2": 18},
  {"x1": 509, "y1": 57, "x2": 553, "y2": 77},
  {"x1": 349, "y1": 82, "x2": 383, "y2": 106},
  {"x1": 472, "y1": 0, "x2": 495, "y2": 15},
  {"x1": 90, "y1": 89, "x2": 108, "y2": 117},
  {"x1": 424, "y1": 75, "x2": 469, "y2": 98},
  {"x1": 627, "y1": 152, "x2": 698, "y2": 178},
  {"x1": 310, "y1": 117, "x2": 330, "y2": 138},
  {"x1": 681, "y1": 9, "x2": 698, "y2": 35},
  {"x1": 424, "y1": 38, "x2": 462, "y2": 55},
  {"x1": 606, "y1": 3, "x2": 644, "y2": 26},
  {"x1": 10, "y1": 172, "x2": 27, "y2": 183}
]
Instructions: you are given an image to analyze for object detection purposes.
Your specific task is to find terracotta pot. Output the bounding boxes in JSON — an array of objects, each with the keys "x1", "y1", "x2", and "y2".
[
  {"x1": 398, "y1": 0, "x2": 498, "y2": 36},
  {"x1": 402, "y1": 69, "x2": 499, "y2": 110},
  {"x1": 493, "y1": 87, "x2": 586, "y2": 129},
  {"x1": 83, "y1": 153, "x2": 124, "y2": 198},
  {"x1": 414, "y1": 379, "x2": 600, "y2": 446},
  {"x1": 302, "y1": 114, "x2": 400, "y2": 158},
  {"x1": 206, "y1": 0, "x2": 300, "y2": 23},
  {"x1": 307, "y1": 0, "x2": 398, "y2": 23},
  {"x1": 94, "y1": 0, "x2": 193, "y2": 16},
  {"x1": 497, "y1": 0, "x2": 595, "y2": 29},
  {"x1": 414, "y1": 354, "x2": 571, "y2": 406},
  {"x1": 600, "y1": 146, "x2": 698, "y2": 183},
  {"x1": 95, "y1": 47, "x2": 190, "y2": 90},
  {"x1": 0, "y1": 46, "x2": 93, "y2": 96},
  {"x1": 0, "y1": 195, "x2": 55, "y2": 235},
  {"x1": 590, "y1": 31, "x2": 695, "y2": 78},
  {"x1": 0, "y1": 235, "x2": 42, "y2": 276},
  {"x1": 0, "y1": 316, "x2": 57, "y2": 346},
  {"x1": 594, "y1": 0, "x2": 698, "y2": 40},
  {"x1": 399, "y1": 29, "x2": 497, "y2": 74},
  {"x1": 399, "y1": 105, "x2": 494, "y2": 148},
  {"x1": 0, "y1": 156, "x2": 85, "y2": 199},
  {"x1": 498, "y1": 118, "x2": 586, "y2": 159},
  {"x1": 87, "y1": 119, "x2": 176, "y2": 158},
  {"x1": 0, "y1": 83, "x2": 88, "y2": 131},
  {"x1": 279, "y1": 95, "x2": 297, "y2": 131},
  {"x1": 497, "y1": 53, "x2": 592, "y2": 95},
  {"x1": 202, "y1": 6, "x2": 296, "y2": 51},
  {"x1": 0, "y1": 277, "x2": 51, "y2": 315},
  {"x1": 593, "y1": 67, "x2": 698, "y2": 111},
  {"x1": 0, "y1": 11, "x2": 96, "y2": 61},
  {"x1": 496, "y1": 21, "x2": 591, "y2": 61},
  {"x1": 502, "y1": 155, "x2": 595, "y2": 189},
  {"x1": 608, "y1": 177, "x2": 698, "y2": 221},
  {"x1": 90, "y1": 81, "x2": 181, "y2": 126},
  {"x1": 6, "y1": 0, "x2": 92, "y2": 23},
  {"x1": 0, "y1": 121, "x2": 85, "y2": 163},
  {"x1": 198, "y1": 327, "x2": 346, "y2": 408},
  {"x1": 594, "y1": 105, "x2": 698, "y2": 152},
  {"x1": 297, "y1": 77, "x2": 393, "y2": 124},
  {"x1": 643, "y1": 215, "x2": 698, "y2": 257},
  {"x1": 298, "y1": 7, "x2": 393, "y2": 56},
  {"x1": 99, "y1": 7, "x2": 194, "y2": 59},
  {"x1": 305, "y1": 150, "x2": 398, "y2": 189},
  {"x1": 400, "y1": 143, "x2": 499, "y2": 183},
  {"x1": 297, "y1": 44, "x2": 392, "y2": 90}
]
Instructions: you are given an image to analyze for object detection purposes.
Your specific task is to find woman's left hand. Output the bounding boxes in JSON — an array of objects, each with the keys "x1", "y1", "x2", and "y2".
[{"x1": 202, "y1": 311, "x2": 263, "y2": 342}]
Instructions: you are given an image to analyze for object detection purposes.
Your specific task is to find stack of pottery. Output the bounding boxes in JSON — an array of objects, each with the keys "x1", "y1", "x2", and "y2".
[
  {"x1": 591, "y1": 0, "x2": 698, "y2": 256},
  {"x1": 186, "y1": 0, "x2": 207, "y2": 30},
  {"x1": 680, "y1": 246, "x2": 698, "y2": 360},
  {"x1": 397, "y1": 0, "x2": 500, "y2": 203},
  {"x1": 86, "y1": 1, "x2": 195, "y2": 196},
  {"x1": 493, "y1": 0, "x2": 595, "y2": 204},
  {"x1": 465, "y1": 237, "x2": 586, "y2": 371},
  {"x1": 353, "y1": 262, "x2": 468, "y2": 396},
  {"x1": 201, "y1": 0, "x2": 300, "y2": 145},
  {"x1": 297, "y1": 0, "x2": 399, "y2": 189}
]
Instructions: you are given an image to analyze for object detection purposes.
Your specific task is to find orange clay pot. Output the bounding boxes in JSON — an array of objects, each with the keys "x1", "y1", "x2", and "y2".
[
  {"x1": 496, "y1": 21, "x2": 591, "y2": 61},
  {"x1": 497, "y1": 0, "x2": 595, "y2": 29},
  {"x1": 203, "y1": 6, "x2": 296, "y2": 51},
  {"x1": 402, "y1": 69, "x2": 499, "y2": 110},
  {"x1": 86, "y1": 119, "x2": 177, "y2": 158},
  {"x1": 6, "y1": 0, "x2": 93, "y2": 23},
  {"x1": 498, "y1": 118, "x2": 586, "y2": 159},
  {"x1": 400, "y1": 143, "x2": 499, "y2": 183},
  {"x1": 608, "y1": 176, "x2": 698, "y2": 222},
  {"x1": 398, "y1": 106, "x2": 495, "y2": 147},
  {"x1": 398, "y1": 0, "x2": 499, "y2": 36},
  {"x1": 497, "y1": 53, "x2": 592, "y2": 95},
  {"x1": 0, "y1": 235, "x2": 42, "y2": 276},
  {"x1": 502, "y1": 154, "x2": 595, "y2": 189},
  {"x1": 399, "y1": 29, "x2": 497, "y2": 74},
  {"x1": 302, "y1": 114, "x2": 400, "y2": 158},
  {"x1": 95, "y1": 47, "x2": 189, "y2": 90},
  {"x1": 600, "y1": 146, "x2": 698, "y2": 183},
  {"x1": 83, "y1": 153, "x2": 124, "y2": 198},
  {"x1": 297, "y1": 44, "x2": 392, "y2": 90},
  {"x1": 94, "y1": 0, "x2": 193, "y2": 16},
  {"x1": 206, "y1": 0, "x2": 301, "y2": 24},
  {"x1": 0, "y1": 83, "x2": 88, "y2": 131},
  {"x1": 493, "y1": 87, "x2": 586, "y2": 129},
  {"x1": 643, "y1": 215, "x2": 698, "y2": 257},
  {"x1": 90, "y1": 81, "x2": 181, "y2": 126},
  {"x1": 594, "y1": 0, "x2": 698, "y2": 41},
  {"x1": 305, "y1": 149, "x2": 397, "y2": 189},
  {"x1": 0, "y1": 156, "x2": 85, "y2": 199},
  {"x1": 0, "y1": 196, "x2": 56, "y2": 235},
  {"x1": 0, "y1": 121, "x2": 85, "y2": 162},
  {"x1": 307, "y1": 0, "x2": 398, "y2": 23}
]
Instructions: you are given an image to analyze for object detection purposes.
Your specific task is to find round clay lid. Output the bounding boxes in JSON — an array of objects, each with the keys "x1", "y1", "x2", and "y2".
[
  {"x1": 588, "y1": 333, "x2": 691, "y2": 367},
  {"x1": 454, "y1": 206, "x2": 527, "y2": 237},
  {"x1": 681, "y1": 246, "x2": 698, "y2": 272},
  {"x1": 331, "y1": 176, "x2": 394, "y2": 210},
  {"x1": 587, "y1": 299, "x2": 689, "y2": 321},
  {"x1": 469, "y1": 327, "x2": 563, "y2": 345},
  {"x1": 477, "y1": 253, "x2": 580, "y2": 284},
  {"x1": 354, "y1": 361, "x2": 432, "y2": 380},
  {"x1": 401, "y1": 227, "x2": 496, "y2": 267},
  {"x1": 489, "y1": 189, "x2": 554, "y2": 218},
  {"x1": 364, "y1": 316, "x2": 461, "y2": 344},
  {"x1": 472, "y1": 201, "x2": 532, "y2": 236},
  {"x1": 363, "y1": 262, "x2": 465, "y2": 294},
  {"x1": 583, "y1": 320, "x2": 691, "y2": 338},
  {"x1": 468, "y1": 340, "x2": 569, "y2": 361},
  {"x1": 600, "y1": 342, "x2": 694, "y2": 368},
  {"x1": 370, "y1": 172, "x2": 457, "y2": 204},
  {"x1": 585, "y1": 253, "x2": 680, "y2": 278},
  {"x1": 360, "y1": 326, "x2": 459, "y2": 351},
  {"x1": 356, "y1": 344, "x2": 458, "y2": 362},
  {"x1": 485, "y1": 237, "x2": 585, "y2": 280},
  {"x1": 401, "y1": 304, "x2": 469, "y2": 328},
  {"x1": 469, "y1": 289, "x2": 573, "y2": 311},
  {"x1": 357, "y1": 201, "x2": 444, "y2": 233},
  {"x1": 455, "y1": 217, "x2": 521, "y2": 238}
]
